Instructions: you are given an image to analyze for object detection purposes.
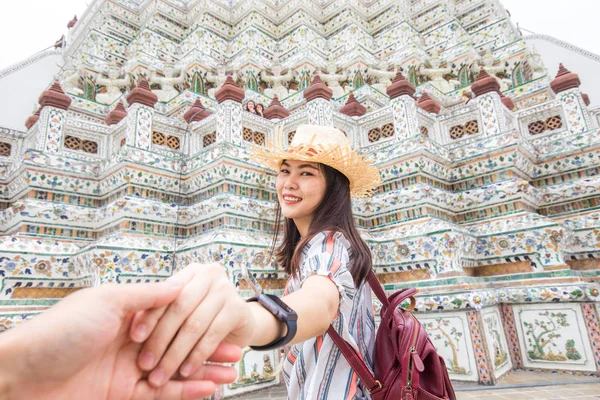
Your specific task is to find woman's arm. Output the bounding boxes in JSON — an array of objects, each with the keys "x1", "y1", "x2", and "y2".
[
  {"x1": 281, "y1": 275, "x2": 340, "y2": 345},
  {"x1": 246, "y1": 274, "x2": 339, "y2": 346}
]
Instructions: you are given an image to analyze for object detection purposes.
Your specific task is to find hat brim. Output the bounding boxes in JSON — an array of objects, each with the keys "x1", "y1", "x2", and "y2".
[{"x1": 251, "y1": 139, "x2": 381, "y2": 198}]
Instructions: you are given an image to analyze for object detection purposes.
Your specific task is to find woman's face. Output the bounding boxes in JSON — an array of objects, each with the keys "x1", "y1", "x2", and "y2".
[
  {"x1": 256, "y1": 104, "x2": 264, "y2": 113},
  {"x1": 276, "y1": 160, "x2": 326, "y2": 231},
  {"x1": 247, "y1": 101, "x2": 255, "y2": 111}
]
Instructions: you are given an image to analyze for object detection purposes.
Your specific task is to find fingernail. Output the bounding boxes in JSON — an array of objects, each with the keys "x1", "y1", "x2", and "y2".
[
  {"x1": 139, "y1": 352, "x2": 155, "y2": 370},
  {"x1": 134, "y1": 324, "x2": 147, "y2": 342},
  {"x1": 150, "y1": 367, "x2": 165, "y2": 386},
  {"x1": 180, "y1": 362, "x2": 192, "y2": 377}
]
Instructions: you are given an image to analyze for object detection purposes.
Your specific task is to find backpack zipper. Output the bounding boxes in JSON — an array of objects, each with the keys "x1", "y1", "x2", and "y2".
[{"x1": 405, "y1": 314, "x2": 420, "y2": 388}]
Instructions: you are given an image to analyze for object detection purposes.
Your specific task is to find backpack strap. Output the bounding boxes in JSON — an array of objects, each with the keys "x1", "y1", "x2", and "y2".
[
  {"x1": 326, "y1": 326, "x2": 381, "y2": 393},
  {"x1": 325, "y1": 270, "x2": 387, "y2": 394},
  {"x1": 367, "y1": 269, "x2": 389, "y2": 307}
]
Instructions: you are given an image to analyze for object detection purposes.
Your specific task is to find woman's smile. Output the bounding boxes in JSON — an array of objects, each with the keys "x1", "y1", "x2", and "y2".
[{"x1": 282, "y1": 194, "x2": 303, "y2": 204}]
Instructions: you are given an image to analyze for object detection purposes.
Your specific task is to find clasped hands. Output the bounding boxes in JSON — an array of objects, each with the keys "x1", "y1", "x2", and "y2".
[{"x1": 0, "y1": 263, "x2": 256, "y2": 400}]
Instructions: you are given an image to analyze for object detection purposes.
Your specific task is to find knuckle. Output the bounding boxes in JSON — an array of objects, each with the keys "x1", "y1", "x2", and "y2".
[
  {"x1": 202, "y1": 328, "x2": 219, "y2": 344},
  {"x1": 192, "y1": 342, "x2": 213, "y2": 362},
  {"x1": 169, "y1": 298, "x2": 188, "y2": 314},
  {"x1": 183, "y1": 318, "x2": 205, "y2": 335}
]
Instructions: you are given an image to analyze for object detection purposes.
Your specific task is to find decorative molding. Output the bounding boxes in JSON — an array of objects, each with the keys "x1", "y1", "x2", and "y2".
[
  {"x1": 0, "y1": 49, "x2": 62, "y2": 79},
  {"x1": 524, "y1": 34, "x2": 600, "y2": 63}
]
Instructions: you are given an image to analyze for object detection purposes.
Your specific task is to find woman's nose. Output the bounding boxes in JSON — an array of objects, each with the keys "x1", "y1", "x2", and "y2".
[{"x1": 283, "y1": 174, "x2": 299, "y2": 189}]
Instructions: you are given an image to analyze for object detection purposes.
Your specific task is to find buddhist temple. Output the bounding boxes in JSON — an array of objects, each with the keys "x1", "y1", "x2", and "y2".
[{"x1": 0, "y1": 0, "x2": 599, "y2": 397}]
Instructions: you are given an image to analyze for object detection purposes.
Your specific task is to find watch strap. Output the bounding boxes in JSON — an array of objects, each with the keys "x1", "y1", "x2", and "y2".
[{"x1": 247, "y1": 294, "x2": 297, "y2": 351}]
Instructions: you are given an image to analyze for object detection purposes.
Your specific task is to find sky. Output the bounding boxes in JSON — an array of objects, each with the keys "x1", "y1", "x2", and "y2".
[{"x1": 0, "y1": 0, "x2": 599, "y2": 70}]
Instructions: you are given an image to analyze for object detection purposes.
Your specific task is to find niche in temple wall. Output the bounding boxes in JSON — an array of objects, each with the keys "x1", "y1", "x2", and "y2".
[{"x1": 190, "y1": 71, "x2": 206, "y2": 95}]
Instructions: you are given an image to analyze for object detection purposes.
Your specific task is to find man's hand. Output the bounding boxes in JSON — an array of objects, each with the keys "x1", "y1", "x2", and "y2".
[{"x1": 0, "y1": 280, "x2": 241, "y2": 400}]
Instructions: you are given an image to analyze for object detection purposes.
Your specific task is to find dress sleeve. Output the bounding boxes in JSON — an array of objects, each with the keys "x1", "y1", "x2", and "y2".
[{"x1": 298, "y1": 231, "x2": 356, "y2": 310}]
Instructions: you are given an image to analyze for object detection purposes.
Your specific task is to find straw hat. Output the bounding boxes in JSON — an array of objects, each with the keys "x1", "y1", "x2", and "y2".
[{"x1": 252, "y1": 124, "x2": 381, "y2": 197}]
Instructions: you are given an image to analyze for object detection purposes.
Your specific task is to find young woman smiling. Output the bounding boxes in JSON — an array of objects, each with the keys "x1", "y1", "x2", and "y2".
[{"x1": 129, "y1": 124, "x2": 382, "y2": 399}]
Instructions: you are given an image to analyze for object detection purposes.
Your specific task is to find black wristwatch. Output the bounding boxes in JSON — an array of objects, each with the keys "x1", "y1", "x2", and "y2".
[
  {"x1": 247, "y1": 293, "x2": 298, "y2": 350},
  {"x1": 240, "y1": 266, "x2": 297, "y2": 351}
]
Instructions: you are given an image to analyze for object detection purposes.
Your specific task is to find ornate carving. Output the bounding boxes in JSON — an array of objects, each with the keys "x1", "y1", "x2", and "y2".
[
  {"x1": 152, "y1": 131, "x2": 166, "y2": 146},
  {"x1": 527, "y1": 115, "x2": 563, "y2": 135},
  {"x1": 386, "y1": 72, "x2": 416, "y2": 100},
  {"x1": 39, "y1": 81, "x2": 72, "y2": 111},
  {"x1": 450, "y1": 125, "x2": 465, "y2": 139},
  {"x1": 64, "y1": 135, "x2": 82, "y2": 150},
  {"x1": 303, "y1": 73, "x2": 333, "y2": 102},
  {"x1": 550, "y1": 64, "x2": 581, "y2": 94},
  {"x1": 0, "y1": 142, "x2": 12, "y2": 157},
  {"x1": 126, "y1": 78, "x2": 158, "y2": 108},
  {"x1": 184, "y1": 99, "x2": 211, "y2": 123},
  {"x1": 166, "y1": 135, "x2": 180, "y2": 150},
  {"x1": 264, "y1": 96, "x2": 290, "y2": 120},
  {"x1": 203, "y1": 132, "x2": 216, "y2": 148},
  {"x1": 368, "y1": 127, "x2": 380, "y2": 143},
  {"x1": 340, "y1": 93, "x2": 366, "y2": 117},
  {"x1": 215, "y1": 76, "x2": 245, "y2": 104}
]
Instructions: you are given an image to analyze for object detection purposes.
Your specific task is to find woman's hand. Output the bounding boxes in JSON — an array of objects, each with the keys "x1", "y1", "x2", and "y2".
[{"x1": 130, "y1": 263, "x2": 256, "y2": 387}]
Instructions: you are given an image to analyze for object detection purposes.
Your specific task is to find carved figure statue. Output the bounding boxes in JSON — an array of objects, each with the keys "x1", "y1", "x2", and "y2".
[
  {"x1": 62, "y1": 65, "x2": 84, "y2": 96},
  {"x1": 474, "y1": 52, "x2": 512, "y2": 91},
  {"x1": 262, "y1": 354, "x2": 274, "y2": 376},
  {"x1": 261, "y1": 59, "x2": 295, "y2": 99},
  {"x1": 95, "y1": 64, "x2": 131, "y2": 105},
  {"x1": 150, "y1": 64, "x2": 186, "y2": 102},
  {"x1": 526, "y1": 49, "x2": 548, "y2": 80},
  {"x1": 319, "y1": 62, "x2": 349, "y2": 99},
  {"x1": 419, "y1": 54, "x2": 459, "y2": 94},
  {"x1": 367, "y1": 57, "x2": 396, "y2": 93},
  {"x1": 206, "y1": 64, "x2": 237, "y2": 98}
]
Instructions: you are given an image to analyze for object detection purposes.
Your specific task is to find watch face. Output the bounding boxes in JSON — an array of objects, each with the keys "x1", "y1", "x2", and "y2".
[
  {"x1": 270, "y1": 296, "x2": 295, "y2": 313},
  {"x1": 262, "y1": 294, "x2": 298, "y2": 320}
]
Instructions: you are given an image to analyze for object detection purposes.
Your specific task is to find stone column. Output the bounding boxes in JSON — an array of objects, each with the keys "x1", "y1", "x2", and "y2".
[
  {"x1": 466, "y1": 310, "x2": 498, "y2": 385},
  {"x1": 184, "y1": 98, "x2": 212, "y2": 155},
  {"x1": 303, "y1": 74, "x2": 334, "y2": 127},
  {"x1": 472, "y1": 69, "x2": 510, "y2": 137},
  {"x1": 35, "y1": 82, "x2": 72, "y2": 153},
  {"x1": 264, "y1": 97, "x2": 291, "y2": 144},
  {"x1": 215, "y1": 75, "x2": 245, "y2": 145},
  {"x1": 550, "y1": 64, "x2": 591, "y2": 134},
  {"x1": 386, "y1": 72, "x2": 419, "y2": 141},
  {"x1": 124, "y1": 78, "x2": 158, "y2": 149}
]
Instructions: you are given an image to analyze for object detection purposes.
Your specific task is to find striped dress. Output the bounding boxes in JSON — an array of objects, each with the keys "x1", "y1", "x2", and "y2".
[{"x1": 282, "y1": 231, "x2": 375, "y2": 400}]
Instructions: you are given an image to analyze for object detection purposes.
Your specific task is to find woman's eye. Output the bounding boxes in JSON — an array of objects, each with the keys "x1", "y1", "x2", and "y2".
[
  {"x1": 279, "y1": 169, "x2": 289, "y2": 174},
  {"x1": 301, "y1": 172, "x2": 313, "y2": 176}
]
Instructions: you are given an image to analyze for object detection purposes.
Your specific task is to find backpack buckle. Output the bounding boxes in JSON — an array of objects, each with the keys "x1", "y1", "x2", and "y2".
[{"x1": 366, "y1": 380, "x2": 382, "y2": 394}]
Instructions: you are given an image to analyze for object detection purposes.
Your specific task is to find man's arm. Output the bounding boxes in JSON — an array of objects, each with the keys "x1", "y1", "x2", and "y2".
[{"x1": 0, "y1": 321, "x2": 32, "y2": 399}]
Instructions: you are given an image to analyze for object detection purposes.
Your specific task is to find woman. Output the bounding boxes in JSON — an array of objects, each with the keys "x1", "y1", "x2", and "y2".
[
  {"x1": 256, "y1": 102, "x2": 265, "y2": 117},
  {"x1": 245, "y1": 100, "x2": 257, "y2": 114},
  {"x1": 130, "y1": 124, "x2": 382, "y2": 399}
]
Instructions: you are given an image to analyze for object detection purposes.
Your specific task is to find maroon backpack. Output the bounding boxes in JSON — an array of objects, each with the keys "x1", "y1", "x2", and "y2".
[{"x1": 327, "y1": 271, "x2": 456, "y2": 400}]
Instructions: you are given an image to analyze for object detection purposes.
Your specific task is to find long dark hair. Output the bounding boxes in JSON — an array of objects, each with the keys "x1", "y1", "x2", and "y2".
[{"x1": 270, "y1": 163, "x2": 372, "y2": 287}]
